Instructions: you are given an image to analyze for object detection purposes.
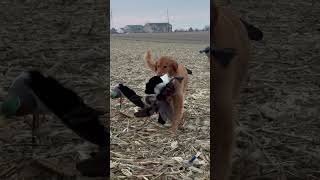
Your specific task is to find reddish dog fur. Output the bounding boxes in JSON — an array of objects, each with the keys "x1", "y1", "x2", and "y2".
[
  {"x1": 144, "y1": 50, "x2": 188, "y2": 135},
  {"x1": 212, "y1": 4, "x2": 251, "y2": 180}
]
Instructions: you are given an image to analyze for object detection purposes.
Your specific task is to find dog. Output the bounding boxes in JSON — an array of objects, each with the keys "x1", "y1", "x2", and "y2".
[
  {"x1": 212, "y1": 4, "x2": 263, "y2": 180},
  {"x1": 144, "y1": 50, "x2": 188, "y2": 135}
]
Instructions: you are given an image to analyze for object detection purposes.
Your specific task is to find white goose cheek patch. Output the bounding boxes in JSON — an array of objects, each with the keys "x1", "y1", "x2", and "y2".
[{"x1": 153, "y1": 74, "x2": 173, "y2": 95}]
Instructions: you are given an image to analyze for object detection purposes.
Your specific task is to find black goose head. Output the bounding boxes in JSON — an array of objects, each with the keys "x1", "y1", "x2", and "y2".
[{"x1": 145, "y1": 76, "x2": 163, "y2": 94}]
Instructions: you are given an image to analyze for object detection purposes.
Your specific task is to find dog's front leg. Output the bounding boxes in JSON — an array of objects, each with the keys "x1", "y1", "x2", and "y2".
[{"x1": 170, "y1": 95, "x2": 183, "y2": 135}]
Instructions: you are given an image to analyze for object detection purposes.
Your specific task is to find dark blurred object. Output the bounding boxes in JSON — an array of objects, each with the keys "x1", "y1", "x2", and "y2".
[
  {"x1": 186, "y1": 68, "x2": 192, "y2": 75},
  {"x1": 76, "y1": 150, "x2": 108, "y2": 177},
  {"x1": 200, "y1": 46, "x2": 237, "y2": 67},
  {"x1": 27, "y1": 70, "x2": 108, "y2": 147},
  {"x1": 240, "y1": 18, "x2": 263, "y2": 41}
]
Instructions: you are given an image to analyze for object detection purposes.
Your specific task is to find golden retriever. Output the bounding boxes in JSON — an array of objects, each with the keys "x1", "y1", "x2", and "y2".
[
  {"x1": 212, "y1": 3, "x2": 262, "y2": 180},
  {"x1": 144, "y1": 50, "x2": 188, "y2": 135}
]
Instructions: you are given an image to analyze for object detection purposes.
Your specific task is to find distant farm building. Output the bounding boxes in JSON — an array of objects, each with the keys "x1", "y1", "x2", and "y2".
[
  {"x1": 121, "y1": 25, "x2": 144, "y2": 33},
  {"x1": 110, "y1": 28, "x2": 118, "y2": 34},
  {"x1": 143, "y1": 23, "x2": 172, "y2": 33}
]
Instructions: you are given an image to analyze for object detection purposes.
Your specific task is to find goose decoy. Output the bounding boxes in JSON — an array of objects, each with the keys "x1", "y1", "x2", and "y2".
[
  {"x1": 199, "y1": 46, "x2": 237, "y2": 67},
  {"x1": 0, "y1": 71, "x2": 48, "y2": 143},
  {"x1": 1, "y1": 70, "x2": 108, "y2": 177},
  {"x1": 26, "y1": 70, "x2": 108, "y2": 147},
  {"x1": 111, "y1": 84, "x2": 145, "y2": 109},
  {"x1": 110, "y1": 84, "x2": 124, "y2": 109},
  {"x1": 117, "y1": 84, "x2": 145, "y2": 108},
  {"x1": 26, "y1": 70, "x2": 108, "y2": 177},
  {"x1": 1, "y1": 70, "x2": 108, "y2": 148}
]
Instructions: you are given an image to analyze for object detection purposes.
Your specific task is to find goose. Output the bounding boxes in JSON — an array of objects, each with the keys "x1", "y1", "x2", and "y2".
[
  {"x1": 135, "y1": 74, "x2": 183, "y2": 125},
  {"x1": 110, "y1": 74, "x2": 182, "y2": 125}
]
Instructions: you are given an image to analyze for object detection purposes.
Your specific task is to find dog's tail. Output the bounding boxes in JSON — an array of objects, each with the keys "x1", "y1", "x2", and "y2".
[
  {"x1": 144, "y1": 50, "x2": 156, "y2": 72},
  {"x1": 240, "y1": 18, "x2": 263, "y2": 41}
]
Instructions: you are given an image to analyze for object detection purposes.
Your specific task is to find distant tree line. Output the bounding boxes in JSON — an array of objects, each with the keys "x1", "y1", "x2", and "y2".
[
  {"x1": 174, "y1": 25, "x2": 210, "y2": 32},
  {"x1": 110, "y1": 25, "x2": 210, "y2": 34}
]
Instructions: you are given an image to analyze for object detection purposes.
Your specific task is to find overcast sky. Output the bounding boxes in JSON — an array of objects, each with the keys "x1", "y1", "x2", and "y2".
[{"x1": 110, "y1": 0, "x2": 210, "y2": 30}]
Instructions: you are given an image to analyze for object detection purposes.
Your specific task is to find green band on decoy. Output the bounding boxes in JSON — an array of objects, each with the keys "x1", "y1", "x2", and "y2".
[
  {"x1": 1, "y1": 96, "x2": 20, "y2": 117},
  {"x1": 110, "y1": 90, "x2": 118, "y2": 98}
]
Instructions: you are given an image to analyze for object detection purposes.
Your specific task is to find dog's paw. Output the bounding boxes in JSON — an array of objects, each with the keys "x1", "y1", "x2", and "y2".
[{"x1": 169, "y1": 128, "x2": 177, "y2": 137}]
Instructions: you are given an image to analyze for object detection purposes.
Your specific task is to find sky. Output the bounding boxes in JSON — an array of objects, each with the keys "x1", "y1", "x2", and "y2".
[{"x1": 110, "y1": 0, "x2": 210, "y2": 31}]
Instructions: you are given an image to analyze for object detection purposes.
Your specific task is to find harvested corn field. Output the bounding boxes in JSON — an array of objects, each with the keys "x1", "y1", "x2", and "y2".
[
  {"x1": 110, "y1": 32, "x2": 210, "y2": 179},
  {"x1": 215, "y1": 0, "x2": 320, "y2": 179},
  {"x1": 0, "y1": 0, "x2": 108, "y2": 179}
]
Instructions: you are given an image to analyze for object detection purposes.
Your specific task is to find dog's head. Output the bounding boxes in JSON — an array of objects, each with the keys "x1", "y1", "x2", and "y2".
[{"x1": 155, "y1": 57, "x2": 178, "y2": 76}]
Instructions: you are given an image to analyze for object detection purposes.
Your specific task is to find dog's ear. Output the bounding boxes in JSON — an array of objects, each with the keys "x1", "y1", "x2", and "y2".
[{"x1": 171, "y1": 62, "x2": 178, "y2": 73}]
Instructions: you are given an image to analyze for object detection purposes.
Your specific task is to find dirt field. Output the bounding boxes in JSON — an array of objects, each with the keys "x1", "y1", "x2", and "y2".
[
  {"x1": 0, "y1": 0, "x2": 108, "y2": 179},
  {"x1": 110, "y1": 32, "x2": 210, "y2": 179},
  {"x1": 216, "y1": 0, "x2": 320, "y2": 179},
  {"x1": 111, "y1": 32, "x2": 209, "y2": 44}
]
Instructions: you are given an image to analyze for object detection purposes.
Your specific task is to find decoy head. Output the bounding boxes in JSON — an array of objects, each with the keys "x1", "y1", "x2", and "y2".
[
  {"x1": 110, "y1": 85, "x2": 123, "y2": 99},
  {"x1": 0, "y1": 95, "x2": 20, "y2": 127},
  {"x1": 199, "y1": 46, "x2": 210, "y2": 57},
  {"x1": 1, "y1": 95, "x2": 20, "y2": 117}
]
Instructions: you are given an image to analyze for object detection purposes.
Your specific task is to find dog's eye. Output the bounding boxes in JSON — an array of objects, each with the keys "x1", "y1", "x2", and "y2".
[{"x1": 163, "y1": 66, "x2": 167, "y2": 68}]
